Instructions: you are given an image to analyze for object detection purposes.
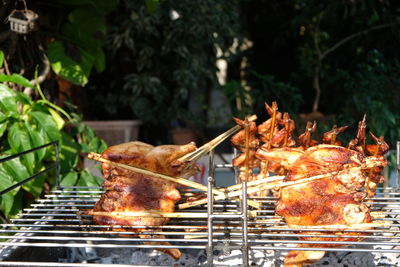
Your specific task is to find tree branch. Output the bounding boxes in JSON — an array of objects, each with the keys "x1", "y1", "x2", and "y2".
[
  {"x1": 311, "y1": 20, "x2": 400, "y2": 112},
  {"x1": 321, "y1": 22, "x2": 400, "y2": 60}
]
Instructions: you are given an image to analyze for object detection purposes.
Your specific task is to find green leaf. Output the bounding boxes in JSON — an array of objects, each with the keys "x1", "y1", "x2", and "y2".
[
  {"x1": 77, "y1": 169, "x2": 102, "y2": 187},
  {"x1": 367, "y1": 10, "x2": 380, "y2": 26},
  {"x1": 92, "y1": 0, "x2": 119, "y2": 14},
  {"x1": 59, "y1": 131, "x2": 79, "y2": 173},
  {"x1": 1, "y1": 152, "x2": 44, "y2": 198},
  {"x1": 145, "y1": 0, "x2": 159, "y2": 13},
  {"x1": 0, "y1": 121, "x2": 8, "y2": 138},
  {"x1": 0, "y1": 74, "x2": 34, "y2": 88},
  {"x1": 31, "y1": 111, "x2": 61, "y2": 141},
  {"x1": 25, "y1": 123, "x2": 46, "y2": 162},
  {"x1": 23, "y1": 175, "x2": 45, "y2": 198},
  {"x1": 8, "y1": 190, "x2": 23, "y2": 217},
  {"x1": 68, "y1": 8, "x2": 106, "y2": 35},
  {"x1": 8, "y1": 123, "x2": 35, "y2": 174},
  {"x1": 0, "y1": 50, "x2": 4, "y2": 68},
  {"x1": 0, "y1": 164, "x2": 19, "y2": 217},
  {"x1": 15, "y1": 91, "x2": 33, "y2": 105},
  {"x1": 60, "y1": 171, "x2": 78, "y2": 187},
  {"x1": 2, "y1": 157, "x2": 30, "y2": 184},
  {"x1": 0, "y1": 190, "x2": 15, "y2": 217},
  {"x1": 93, "y1": 47, "x2": 106, "y2": 73},
  {"x1": 86, "y1": 137, "x2": 107, "y2": 154},
  {"x1": 48, "y1": 108, "x2": 65, "y2": 130},
  {"x1": 47, "y1": 41, "x2": 94, "y2": 86},
  {"x1": 52, "y1": 0, "x2": 118, "y2": 14},
  {"x1": 0, "y1": 84, "x2": 18, "y2": 113}
]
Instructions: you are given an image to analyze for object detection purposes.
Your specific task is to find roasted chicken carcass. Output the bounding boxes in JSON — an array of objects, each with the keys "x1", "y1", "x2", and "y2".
[
  {"x1": 256, "y1": 144, "x2": 388, "y2": 266},
  {"x1": 92, "y1": 141, "x2": 198, "y2": 260}
]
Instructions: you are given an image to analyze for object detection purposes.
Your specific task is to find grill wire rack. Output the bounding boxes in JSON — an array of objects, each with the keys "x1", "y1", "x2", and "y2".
[{"x1": 0, "y1": 141, "x2": 399, "y2": 266}]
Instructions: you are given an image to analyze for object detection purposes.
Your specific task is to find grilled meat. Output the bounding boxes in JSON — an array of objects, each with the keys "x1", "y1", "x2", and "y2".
[
  {"x1": 92, "y1": 141, "x2": 198, "y2": 260},
  {"x1": 256, "y1": 144, "x2": 388, "y2": 266}
]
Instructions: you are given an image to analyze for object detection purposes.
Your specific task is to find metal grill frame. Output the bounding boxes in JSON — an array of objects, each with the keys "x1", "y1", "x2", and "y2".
[{"x1": 0, "y1": 141, "x2": 398, "y2": 266}]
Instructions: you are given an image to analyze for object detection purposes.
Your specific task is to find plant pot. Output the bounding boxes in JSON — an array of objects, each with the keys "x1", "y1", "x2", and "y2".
[
  {"x1": 170, "y1": 128, "x2": 198, "y2": 145},
  {"x1": 84, "y1": 120, "x2": 141, "y2": 146}
]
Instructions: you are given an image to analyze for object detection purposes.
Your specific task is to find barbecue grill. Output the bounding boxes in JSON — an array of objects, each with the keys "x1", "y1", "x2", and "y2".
[{"x1": 0, "y1": 141, "x2": 399, "y2": 266}]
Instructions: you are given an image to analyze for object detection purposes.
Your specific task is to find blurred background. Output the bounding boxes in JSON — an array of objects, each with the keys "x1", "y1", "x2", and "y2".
[
  {"x1": 1, "y1": 0, "x2": 400, "y2": 145},
  {"x1": 0, "y1": 0, "x2": 400, "y2": 145},
  {"x1": 0, "y1": 0, "x2": 399, "y2": 216}
]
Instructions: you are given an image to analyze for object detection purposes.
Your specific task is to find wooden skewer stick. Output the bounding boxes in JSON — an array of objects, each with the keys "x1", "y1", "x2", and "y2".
[
  {"x1": 88, "y1": 152, "x2": 225, "y2": 197},
  {"x1": 84, "y1": 210, "x2": 259, "y2": 218},
  {"x1": 179, "y1": 180, "x2": 278, "y2": 209},
  {"x1": 174, "y1": 114, "x2": 257, "y2": 164},
  {"x1": 225, "y1": 175, "x2": 285, "y2": 192},
  {"x1": 370, "y1": 211, "x2": 385, "y2": 219},
  {"x1": 180, "y1": 126, "x2": 240, "y2": 163},
  {"x1": 181, "y1": 161, "x2": 386, "y2": 209},
  {"x1": 281, "y1": 221, "x2": 391, "y2": 230},
  {"x1": 184, "y1": 234, "x2": 207, "y2": 239},
  {"x1": 88, "y1": 152, "x2": 260, "y2": 209},
  {"x1": 232, "y1": 160, "x2": 387, "y2": 196},
  {"x1": 175, "y1": 126, "x2": 239, "y2": 164}
]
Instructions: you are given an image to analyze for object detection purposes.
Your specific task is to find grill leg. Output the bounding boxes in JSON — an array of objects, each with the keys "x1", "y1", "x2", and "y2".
[
  {"x1": 207, "y1": 150, "x2": 215, "y2": 267},
  {"x1": 241, "y1": 179, "x2": 249, "y2": 267},
  {"x1": 397, "y1": 141, "x2": 400, "y2": 189}
]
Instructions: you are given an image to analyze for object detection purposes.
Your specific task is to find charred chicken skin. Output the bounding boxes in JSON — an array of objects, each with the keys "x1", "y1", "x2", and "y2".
[
  {"x1": 92, "y1": 141, "x2": 198, "y2": 260},
  {"x1": 256, "y1": 144, "x2": 388, "y2": 266},
  {"x1": 230, "y1": 104, "x2": 388, "y2": 266}
]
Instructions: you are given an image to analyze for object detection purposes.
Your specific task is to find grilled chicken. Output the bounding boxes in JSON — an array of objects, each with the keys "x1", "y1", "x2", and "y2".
[
  {"x1": 256, "y1": 144, "x2": 388, "y2": 266},
  {"x1": 92, "y1": 141, "x2": 198, "y2": 260},
  {"x1": 322, "y1": 125, "x2": 348, "y2": 146},
  {"x1": 298, "y1": 121, "x2": 318, "y2": 149},
  {"x1": 231, "y1": 117, "x2": 260, "y2": 181}
]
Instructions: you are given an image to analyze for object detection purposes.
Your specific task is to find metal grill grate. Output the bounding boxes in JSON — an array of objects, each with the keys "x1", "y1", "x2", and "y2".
[{"x1": 0, "y1": 142, "x2": 399, "y2": 266}]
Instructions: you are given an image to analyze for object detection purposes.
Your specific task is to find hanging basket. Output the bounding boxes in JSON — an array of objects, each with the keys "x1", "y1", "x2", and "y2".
[{"x1": 8, "y1": 9, "x2": 38, "y2": 34}]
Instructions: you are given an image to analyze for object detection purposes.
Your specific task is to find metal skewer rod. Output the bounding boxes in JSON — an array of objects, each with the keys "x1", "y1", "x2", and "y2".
[
  {"x1": 206, "y1": 149, "x2": 215, "y2": 267},
  {"x1": 241, "y1": 118, "x2": 250, "y2": 267}
]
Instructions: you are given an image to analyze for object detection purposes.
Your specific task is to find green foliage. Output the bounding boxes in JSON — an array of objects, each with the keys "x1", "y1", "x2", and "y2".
[
  {"x1": 0, "y1": 71, "x2": 107, "y2": 218},
  {"x1": 240, "y1": 0, "x2": 400, "y2": 117},
  {"x1": 48, "y1": 41, "x2": 94, "y2": 86},
  {"x1": 87, "y1": 0, "x2": 241, "y2": 136},
  {"x1": 46, "y1": 0, "x2": 118, "y2": 85},
  {"x1": 223, "y1": 72, "x2": 302, "y2": 121},
  {"x1": 0, "y1": 50, "x2": 4, "y2": 68},
  {"x1": 223, "y1": 81, "x2": 253, "y2": 120},
  {"x1": 249, "y1": 72, "x2": 303, "y2": 115},
  {"x1": 339, "y1": 50, "x2": 400, "y2": 147},
  {"x1": 145, "y1": 0, "x2": 159, "y2": 13}
]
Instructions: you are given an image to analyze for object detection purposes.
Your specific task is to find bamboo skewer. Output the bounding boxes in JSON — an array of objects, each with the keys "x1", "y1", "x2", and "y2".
[
  {"x1": 175, "y1": 126, "x2": 240, "y2": 164},
  {"x1": 84, "y1": 210, "x2": 259, "y2": 218},
  {"x1": 174, "y1": 115, "x2": 257, "y2": 165},
  {"x1": 179, "y1": 181, "x2": 278, "y2": 209},
  {"x1": 88, "y1": 152, "x2": 224, "y2": 197},
  {"x1": 179, "y1": 161, "x2": 385, "y2": 210},
  {"x1": 174, "y1": 126, "x2": 239, "y2": 164},
  {"x1": 272, "y1": 161, "x2": 385, "y2": 189},
  {"x1": 281, "y1": 221, "x2": 391, "y2": 230},
  {"x1": 370, "y1": 211, "x2": 385, "y2": 219},
  {"x1": 87, "y1": 152, "x2": 260, "y2": 209},
  {"x1": 225, "y1": 175, "x2": 285, "y2": 192},
  {"x1": 234, "y1": 160, "x2": 386, "y2": 194}
]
